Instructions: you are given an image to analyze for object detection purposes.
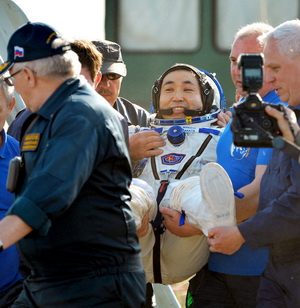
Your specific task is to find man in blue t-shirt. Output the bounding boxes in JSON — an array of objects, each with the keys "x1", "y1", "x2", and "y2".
[
  {"x1": 186, "y1": 22, "x2": 286, "y2": 308},
  {"x1": 0, "y1": 75, "x2": 23, "y2": 307}
]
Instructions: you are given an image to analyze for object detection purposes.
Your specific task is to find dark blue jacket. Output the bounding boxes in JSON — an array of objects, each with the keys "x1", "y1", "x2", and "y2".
[
  {"x1": 7, "y1": 78, "x2": 142, "y2": 277},
  {"x1": 239, "y1": 107, "x2": 300, "y2": 261}
]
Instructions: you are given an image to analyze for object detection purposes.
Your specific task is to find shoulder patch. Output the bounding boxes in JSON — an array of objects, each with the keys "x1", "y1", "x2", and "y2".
[{"x1": 22, "y1": 134, "x2": 40, "y2": 151}]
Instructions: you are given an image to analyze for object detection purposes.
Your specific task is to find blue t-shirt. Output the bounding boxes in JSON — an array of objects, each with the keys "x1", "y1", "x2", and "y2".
[
  {"x1": 209, "y1": 90, "x2": 285, "y2": 276},
  {"x1": 0, "y1": 129, "x2": 23, "y2": 292}
]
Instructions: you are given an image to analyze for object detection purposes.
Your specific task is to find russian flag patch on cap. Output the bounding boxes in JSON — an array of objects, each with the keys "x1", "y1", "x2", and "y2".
[{"x1": 14, "y1": 46, "x2": 24, "y2": 59}]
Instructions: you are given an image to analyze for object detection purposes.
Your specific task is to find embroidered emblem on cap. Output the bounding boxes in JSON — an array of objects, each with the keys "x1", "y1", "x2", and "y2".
[
  {"x1": 0, "y1": 62, "x2": 10, "y2": 71},
  {"x1": 14, "y1": 46, "x2": 24, "y2": 59},
  {"x1": 161, "y1": 153, "x2": 186, "y2": 165},
  {"x1": 46, "y1": 32, "x2": 58, "y2": 44},
  {"x1": 22, "y1": 134, "x2": 40, "y2": 151}
]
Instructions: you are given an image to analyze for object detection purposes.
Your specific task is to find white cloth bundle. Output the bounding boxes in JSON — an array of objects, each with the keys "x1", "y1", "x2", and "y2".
[
  {"x1": 130, "y1": 178, "x2": 157, "y2": 229},
  {"x1": 169, "y1": 162, "x2": 236, "y2": 235},
  {"x1": 129, "y1": 162, "x2": 236, "y2": 284}
]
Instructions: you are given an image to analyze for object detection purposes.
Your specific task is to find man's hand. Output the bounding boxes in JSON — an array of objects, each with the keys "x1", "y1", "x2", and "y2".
[
  {"x1": 207, "y1": 226, "x2": 245, "y2": 255},
  {"x1": 216, "y1": 111, "x2": 232, "y2": 127},
  {"x1": 265, "y1": 105, "x2": 300, "y2": 143},
  {"x1": 129, "y1": 130, "x2": 165, "y2": 162},
  {"x1": 160, "y1": 207, "x2": 203, "y2": 237}
]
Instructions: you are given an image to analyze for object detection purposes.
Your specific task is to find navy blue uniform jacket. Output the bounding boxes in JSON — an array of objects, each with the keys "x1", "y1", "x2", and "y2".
[
  {"x1": 239, "y1": 107, "x2": 300, "y2": 260},
  {"x1": 7, "y1": 77, "x2": 142, "y2": 277}
]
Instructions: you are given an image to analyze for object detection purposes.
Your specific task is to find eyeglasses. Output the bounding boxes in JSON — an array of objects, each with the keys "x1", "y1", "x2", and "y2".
[
  {"x1": 3, "y1": 69, "x2": 22, "y2": 86},
  {"x1": 104, "y1": 73, "x2": 122, "y2": 81}
]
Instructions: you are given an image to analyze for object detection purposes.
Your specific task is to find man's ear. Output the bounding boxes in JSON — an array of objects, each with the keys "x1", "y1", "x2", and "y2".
[
  {"x1": 22, "y1": 67, "x2": 37, "y2": 87},
  {"x1": 94, "y1": 72, "x2": 102, "y2": 89}
]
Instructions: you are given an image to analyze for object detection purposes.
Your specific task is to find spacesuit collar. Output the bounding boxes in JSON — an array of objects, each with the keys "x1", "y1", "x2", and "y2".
[{"x1": 150, "y1": 110, "x2": 220, "y2": 126}]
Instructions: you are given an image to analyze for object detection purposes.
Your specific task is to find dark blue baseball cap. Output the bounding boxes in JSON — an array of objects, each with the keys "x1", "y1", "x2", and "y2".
[{"x1": 0, "y1": 22, "x2": 71, "y2": 75}]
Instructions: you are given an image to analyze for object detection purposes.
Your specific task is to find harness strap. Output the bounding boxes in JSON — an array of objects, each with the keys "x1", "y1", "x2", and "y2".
[
  {"x1": 152, "y1": 180, "x2": 169, "y2": 283},
  {"x1": 175, "y1": 134, "x2": 212, "y2": 179},
  {"x1": 151, "y1": 155, "x2": 160, "y2": 180}
]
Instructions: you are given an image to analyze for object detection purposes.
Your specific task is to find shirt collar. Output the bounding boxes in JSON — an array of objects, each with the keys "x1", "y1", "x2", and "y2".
[{"x1": 36, "y1": 77, "x2": 85, "y2": 120}]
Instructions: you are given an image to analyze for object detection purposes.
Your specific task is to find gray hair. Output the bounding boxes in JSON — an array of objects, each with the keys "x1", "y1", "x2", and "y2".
[
  {"x1": 259, "y1": 19, "x2": 300, "y2": 60},
  {"x1": 13, "y1": 38, "x2": 81, "y2": 82},
  {"x1": 0, "y1": 73, "x2": 15, "y2": 106},
  {"x1": 234, "y1": 22, "x2": 274, "y2": 40}
]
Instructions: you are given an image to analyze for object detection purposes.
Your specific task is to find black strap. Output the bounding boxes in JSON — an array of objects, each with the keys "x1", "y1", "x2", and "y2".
[
  {"x1": 19, "y1": 113, "x2": 39, "y2": 146},
  {"x1": 151, "y1": 155, "x2": 160, "y2": 180},
  {"x1": 153, "y1": 228, "x2": 163, "y2": 283},
  {"x1": 175, "y1": 134, "x2": 213, "y2": 179},
  {"x1": 20, "y1": 114, "x2": 41, "y2": 151},
  {"x1": 10, "y1": 114, "x2": 41, "y2": 195},
  {"x1": 152, "y1": 180, "x2": 169, "y2": 283}
]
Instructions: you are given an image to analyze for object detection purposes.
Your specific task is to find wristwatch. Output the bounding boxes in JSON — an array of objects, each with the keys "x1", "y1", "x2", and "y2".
[{"x1": 0, "y1": 240, "x2": 3, "y2": 252}]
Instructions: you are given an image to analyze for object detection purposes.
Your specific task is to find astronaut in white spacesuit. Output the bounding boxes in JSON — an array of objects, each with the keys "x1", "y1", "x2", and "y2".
[{"x1": 129, "y1": 64, "x2": 236, "y2": 285}]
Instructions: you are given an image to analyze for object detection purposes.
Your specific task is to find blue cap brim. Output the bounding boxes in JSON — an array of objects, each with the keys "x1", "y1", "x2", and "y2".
[{"x1": 0, "y1": 61, "x2": 13, "y2": 76}]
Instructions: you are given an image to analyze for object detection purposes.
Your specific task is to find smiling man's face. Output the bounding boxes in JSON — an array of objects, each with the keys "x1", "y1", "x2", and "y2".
[{"x1": 159, "y1": 69, "x2": 203, "y2": 119}]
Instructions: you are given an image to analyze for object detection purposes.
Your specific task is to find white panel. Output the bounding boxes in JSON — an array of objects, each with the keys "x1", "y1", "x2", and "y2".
[
  {"x1": 119, "y1": 0, "x2": 200, "y2": 52},
  {"x1": 215, "y1": 0, "x2": 299, "y2": 51},
  {"x1": 12, "y1": 0, "x2": 106, "y2": 41}
]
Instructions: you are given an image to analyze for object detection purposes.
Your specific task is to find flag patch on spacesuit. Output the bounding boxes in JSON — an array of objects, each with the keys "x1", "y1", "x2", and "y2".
[
  {"x1": 161, "y1": 153, "x2": 186, "y2": 165},
  {"x1": 22, "y1": 134, "x2": 40, "y2": 151}
]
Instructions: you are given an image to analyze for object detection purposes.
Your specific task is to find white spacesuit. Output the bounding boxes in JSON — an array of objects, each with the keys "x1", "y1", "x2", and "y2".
[{"x1": 129, "y1": 64, "x2": 236, "y2": 284}]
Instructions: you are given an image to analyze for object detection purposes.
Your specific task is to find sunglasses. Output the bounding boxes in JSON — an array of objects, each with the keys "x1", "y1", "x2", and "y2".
[
  {"x1": 104, "y1": 73, "x2": 122, "y2": 80},
  {"x1": 3, "y1": 69, "x2": 22, "y2": 86}
]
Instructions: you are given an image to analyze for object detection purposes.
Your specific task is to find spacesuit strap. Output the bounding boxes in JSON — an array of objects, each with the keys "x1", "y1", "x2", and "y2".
[
  {"x1": 175, "y1": 134, "x2": 213, "y2": 179},
  {"x1": 152, "y1": 179, "x2": 169, "y2": 283},
  {"x1": 150, "y1": 155, "x2": 160, "y2": 180}
]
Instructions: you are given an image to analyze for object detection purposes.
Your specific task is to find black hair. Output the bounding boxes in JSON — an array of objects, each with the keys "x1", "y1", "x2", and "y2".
[{"x1": 151, "y1": 63, "x2": 214, "y2": 118}]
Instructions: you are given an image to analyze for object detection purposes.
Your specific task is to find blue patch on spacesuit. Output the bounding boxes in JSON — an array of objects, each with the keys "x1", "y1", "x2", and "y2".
[{"x1": 161, "y1": 153, "x2": 186, "y2": 165}]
